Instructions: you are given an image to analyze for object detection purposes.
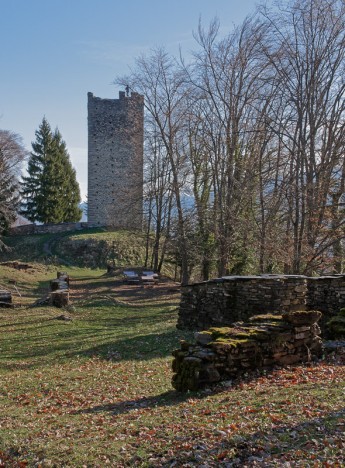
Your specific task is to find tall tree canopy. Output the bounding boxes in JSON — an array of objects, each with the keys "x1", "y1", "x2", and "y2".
[
  {"x1": 117, "y1": 0, "x2": 345, "y2": 281},
  {"x1": 21, "y1": 118, "x2": 82, "y2": 224},
  {"x1": 0, "y1": 130, "x2": 27, "y2": 249}
]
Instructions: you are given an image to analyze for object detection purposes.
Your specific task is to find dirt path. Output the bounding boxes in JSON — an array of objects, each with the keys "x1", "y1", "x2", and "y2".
[{"x1": 69, "y1": 275, "x2": 181, "y2": 307}]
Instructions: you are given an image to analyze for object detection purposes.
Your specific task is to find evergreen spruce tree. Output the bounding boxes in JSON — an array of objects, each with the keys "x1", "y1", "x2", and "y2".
[
  {"x1": 21, "y1": 118, "x2": 82, "y2": 223},
  {"x1": 53, "y1": 130, "x2": 83, "y2": 222}
]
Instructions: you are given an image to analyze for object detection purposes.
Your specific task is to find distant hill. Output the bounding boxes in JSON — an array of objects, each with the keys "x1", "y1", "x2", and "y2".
[{"x1": 79, "y1": 202, "x2": 87, "y2": 222}]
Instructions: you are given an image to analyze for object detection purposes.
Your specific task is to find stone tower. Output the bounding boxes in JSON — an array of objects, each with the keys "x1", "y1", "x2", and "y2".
[{"x1": 87, "y1": 90, "x2": 144, "y2": 228}]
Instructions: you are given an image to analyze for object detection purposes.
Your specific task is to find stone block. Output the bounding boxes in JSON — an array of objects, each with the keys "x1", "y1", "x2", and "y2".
[
  {"x1": 195, "y1": 332, "x2": 213, "y2": 345},
  {"x1": 278, "y1": 354, "x2": 305, "y2": 365},
  {"x1": 294, "y1": 326, "x2": 311, "y2": 333},
  {"x1": 200, "y1": 365, "x2": 220, "y2": 382},
  {"x1": 172, "y1": 311, "x2": 323, "y2": 391}
]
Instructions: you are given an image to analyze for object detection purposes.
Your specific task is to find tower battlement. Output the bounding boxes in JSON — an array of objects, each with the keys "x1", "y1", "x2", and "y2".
[{"x1": 87, "y1": 91, "x2": 144, "y2": 228}]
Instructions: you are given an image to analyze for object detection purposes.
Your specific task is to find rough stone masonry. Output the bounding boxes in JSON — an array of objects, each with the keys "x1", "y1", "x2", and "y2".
[
  {"x1": 177, "y1": 274, "x2": 345, "y2": 333},
  {"x1": 172, "y1": 310, "x2": 323, "y2": 391},
  {"x1": 87, "y1": 91, "x2": 144, "y2": 228}
]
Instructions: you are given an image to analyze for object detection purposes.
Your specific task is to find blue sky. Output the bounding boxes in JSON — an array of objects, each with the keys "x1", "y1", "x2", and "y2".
[{"x1": 0, "y1": 0, "x2": 263, "y2": 200}]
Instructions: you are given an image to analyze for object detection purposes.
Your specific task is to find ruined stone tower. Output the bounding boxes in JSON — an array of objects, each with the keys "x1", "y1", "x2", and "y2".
[{"x1": 87, "y1": 90, "x2": 144, "y2": 228}]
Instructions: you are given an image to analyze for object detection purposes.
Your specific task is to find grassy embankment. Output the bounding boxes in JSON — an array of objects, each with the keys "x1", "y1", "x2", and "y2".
[
  {"x1": 0, "y1": 231, "x2": 344, "y2": 466},
  {"x1": 2, "y1": 228, "x2": 176, "y2": 276}
]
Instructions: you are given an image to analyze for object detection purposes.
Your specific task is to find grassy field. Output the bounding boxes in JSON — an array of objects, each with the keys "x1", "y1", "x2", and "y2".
[{"x1": 0, "y1": 256, "x2": 344, "y2": 466}]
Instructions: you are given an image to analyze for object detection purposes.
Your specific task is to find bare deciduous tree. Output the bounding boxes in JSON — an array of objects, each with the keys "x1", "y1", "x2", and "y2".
[
  {"x1": 114, "y1": 0, "x2": 345, "y2": 280},
  {"x1": 260, "y1": 0, "x2": 345, "y2": 273},
  {"x1": 191, "y1": 16, "x2": 271, "y2": 275},
  {"x1": 116, "y1": 49, "x2": 192, "y2": 283},
  {"x1": 0, "y1": 130, "x2": 27, "y2": 249}
]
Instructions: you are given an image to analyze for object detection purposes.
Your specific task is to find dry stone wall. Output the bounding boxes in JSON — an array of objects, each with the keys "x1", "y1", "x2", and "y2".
[
  {"x1": 307, "y1": 276, "x2": 345, "y2": 314},
  {"x1": 178, "y1": 275, "x2": 345, "y2": 332},
  {"x1": 87, "y1": 91, "x2": 144, "y2": 229},
  {"x1": 172, "y1": 311, "x2": 323, "y2": 392},
  {"x1": 8, "y1": 222, "x2": 88, "y2": 236}
]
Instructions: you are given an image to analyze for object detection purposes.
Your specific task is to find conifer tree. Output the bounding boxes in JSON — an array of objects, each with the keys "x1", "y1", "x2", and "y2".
[{"x1": 21, "y1": 118, "x2": 82, "y2": 223}]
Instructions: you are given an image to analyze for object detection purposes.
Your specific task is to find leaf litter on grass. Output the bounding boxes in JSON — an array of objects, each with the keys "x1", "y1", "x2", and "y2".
[
  {"x1": 0, "y1": 269, "x2": 344, "y2": 466},
  {"x1": 1, "y1": 353, "x2": 345, "y2": 466}
]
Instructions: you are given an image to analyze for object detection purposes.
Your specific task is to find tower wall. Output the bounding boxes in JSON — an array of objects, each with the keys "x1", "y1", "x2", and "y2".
[{"x1": 87, "y1": 91, "x2": 144, "y2": 228}]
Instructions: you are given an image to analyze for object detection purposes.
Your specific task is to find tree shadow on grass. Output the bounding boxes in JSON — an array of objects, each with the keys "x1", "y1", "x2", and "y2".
[
  {"x1": 70, "y1": 276, "x2": 180, "y2": 306},
  {"x1": 72, "y1": 366, "x2": 345, "y2": 463},
  {"x1": 200, "y1": 407, "x2": 345, "y2": 465},
  {"x1": 79, "y1": 327, "x2": 193, "y2": 361},
  {"x1": 71, "y1": 277, "x2": 116, "y2": 288},
  {"x1": 72, "y1": 367, "x2": 279, "y2": 417},
  {"x1": 74, "y1": 389, "x2": 194, "y2": 416},
  {"x1": 74, "y1": 380, "x2": 345, "y2": 464},
  {"x1": 32, "y1": 279, "x2": 52, "y2": 298},
  {"x1": 0, "y1": 319, "x2": 193, "y2": 370},
  {"x1": 80, "y1": 298, "x2": 178, "y2": 309}
]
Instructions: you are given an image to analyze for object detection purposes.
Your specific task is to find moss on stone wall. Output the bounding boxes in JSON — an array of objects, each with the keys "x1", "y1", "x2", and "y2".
[{"x1": 172, "y1": 310, "x2": 323, "y2": 392}]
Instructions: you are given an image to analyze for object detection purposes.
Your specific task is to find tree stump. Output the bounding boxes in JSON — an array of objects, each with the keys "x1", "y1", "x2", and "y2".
[{"x1": 51, "y1": 291, "x2": 69, "y2": 308}]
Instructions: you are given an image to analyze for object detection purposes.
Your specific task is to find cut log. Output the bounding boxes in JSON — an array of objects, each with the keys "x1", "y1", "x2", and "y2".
[
  {"x1": 50, "y1": 279, "x2": 69, "y2": 291},
  {"x1": 51, "y1": 291, "x2": 70, "y2": 308},
  {"x1": 50, "y1": 271, "x2": 70, "y2": 307},
  {"x1": 57, "y1": 271, "x2": 70, "y2": 285},
  {"x1": 57, "y1": 271, "x2": 68, "y2": 278},
  {"x1": 0, "y1": 290, "x2": 12, "y2": 306}
]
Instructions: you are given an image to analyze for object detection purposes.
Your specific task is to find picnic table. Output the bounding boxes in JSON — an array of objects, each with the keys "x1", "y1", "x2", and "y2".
[
  {"x1": 123, "y1": 270, "x2": 159, "y2": 284},
  {"x1": 123, "y1": 271, "x2": 140, "y2": 283},
  {"x1": 141, "y1": 271, "x2": 159, "y2": 284}
]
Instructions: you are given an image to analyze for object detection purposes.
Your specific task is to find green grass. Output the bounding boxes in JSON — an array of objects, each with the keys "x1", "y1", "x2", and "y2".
[
  {"x1": 1, "y1": 233, "x2": 59, "y2": 262},
  {"x1": 2, "y1": 228, "x2": 177, "y2": 277},
  {"x1": 0, "y1": 265, "x2": 344, "y2": 466}
]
